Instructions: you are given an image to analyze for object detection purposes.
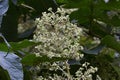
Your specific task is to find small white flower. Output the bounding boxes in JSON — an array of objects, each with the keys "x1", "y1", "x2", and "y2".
[
  {"x1": 48, "y1": 7, "x2": 52, "y2": 11},
  {"x1": 33, "y1": 7, "x2": 83, "y2": 60}
]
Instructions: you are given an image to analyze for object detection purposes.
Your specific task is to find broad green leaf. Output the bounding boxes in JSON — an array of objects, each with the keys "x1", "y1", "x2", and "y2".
[
  {"x1": 111, "y1": 64, "x2": 120, "y2": 79},
  {"x1": 0, "y1": 66, "x2": 11, "y2": 80},
  {"x1": 21, "y1": 54, "x2": 68, "y2": 66},
  {"x1": 101, "y1": 35, "x2": 120, "y2": 53},
  {"x1": 64, "y1": 0, "x2": 120, "y2": 10},
  {"x1": 70, "y1": 8, "x2": 90, "y2": 24},
  {"x1": 95, "y1": 0, "x2": 120, "y2": 10},
  {"x1": 0, "y1": 39, "x2": 41, "y2": 52},
  {"x1": 21, "y1": 54, "x2": 36, "y2": 66},
  {"x1": 90, "y1": 22, "x2": 111, "y2": 38},
  {"x1": 101, "y1": 15, "x2": 120, "y2": 26},
  {"x1": 11, "y1": 39, "x2": 40, "y2": 50},
  {"x1": 0, "y1": 43, "x2": 9, "y2": 52},
  {"x1": 94, "y1": 9, "x2": 120, "y2": 26},
  {"x1": 111, "y1": 57, "x2": 120, "y2": 78},
  {"x1": 23, "y1": 68, "x2": 32, "y2": 80},
  {"x1": 63, "y1": 0, "x2": 89, "y2": 8},
  {"x1": 64, "y1": 0, "x2": 120, "y2": 26},
  {"x1": 82, "y1": 44, "x2": 105, "y2": 55}
]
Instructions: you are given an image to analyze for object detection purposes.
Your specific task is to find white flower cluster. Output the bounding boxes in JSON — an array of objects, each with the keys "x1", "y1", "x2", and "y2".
[
  {"x1": 75, "y1": 62, "x2": 100, "y2": 80},
  {"x1": 33, "y1": 7, "x2": 101, "y2": 80},
  {"x1": 35, "y1": 62, "x2": 101, "y2": 80},
  {"x1": 34, "y1": 7, "x2": 83, "y2": 60}
]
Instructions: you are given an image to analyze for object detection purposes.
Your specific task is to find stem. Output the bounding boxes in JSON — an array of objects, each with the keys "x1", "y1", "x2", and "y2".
[
  {"x1": 65, "y1": 60, "x2": 72, "y2": 80},
  {"x1": 0, "y1": 33, "x2": 11, "y2": 57},
  {"x1": 57, "y1": 61, "x2": 72, "y2": 80}
]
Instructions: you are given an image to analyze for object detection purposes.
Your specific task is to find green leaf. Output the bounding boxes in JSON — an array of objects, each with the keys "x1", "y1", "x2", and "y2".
[
  {"x1": 0, "y1": 39, "x2": 41, "y2": 52},
  {"x1": 111, "y1": 64, "x2": 120, "y2": 79},
  {"x1": 11, "y1": 39, "x2": 40, "y2": 50},
  {"x1": 70, "y1": 8, "x2": 90, "y2": 24},
  {"x1": 94, "y1": 1, "x2": 120, "y2": 26},
  {"x1": 95, "y1": 0, "x2": 120, "y2": 10},
  {"x1": 94, "y1": 9, "x2": 120, "y2": 26},
  {"x1": 0, "y1": 66, "x2": 11, "y2": 80},
  {"x1": 0, "y1": 43, "x2": 9, "y2": 52},
  {"x1": 90, "y1": 22, "x2": 111, "y2": 38},
  {"x1": 65, "y1": 0, "x2": 120, "y2": 26},
  {"x1": 23, "y1": 68, "x2": 32, "y2": 80},
  {"x1": 21, "y1": 54, "x2": 36, "y2": 66},
  {"x1": 21, "y1": 54, "x2": 68, "y2": 66},
  {"x1": 101, "y1": 35, "x2": 120, "y2": 53},
  {"x1": 63, "y1": 0, "x2": 89, "y2": 8},
  {"x1": 64, "y1": 0, "x2": 120, "y2": 10},
  {"x1": 82, "y1": 44, "x2": 105, "y2": 55}
]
